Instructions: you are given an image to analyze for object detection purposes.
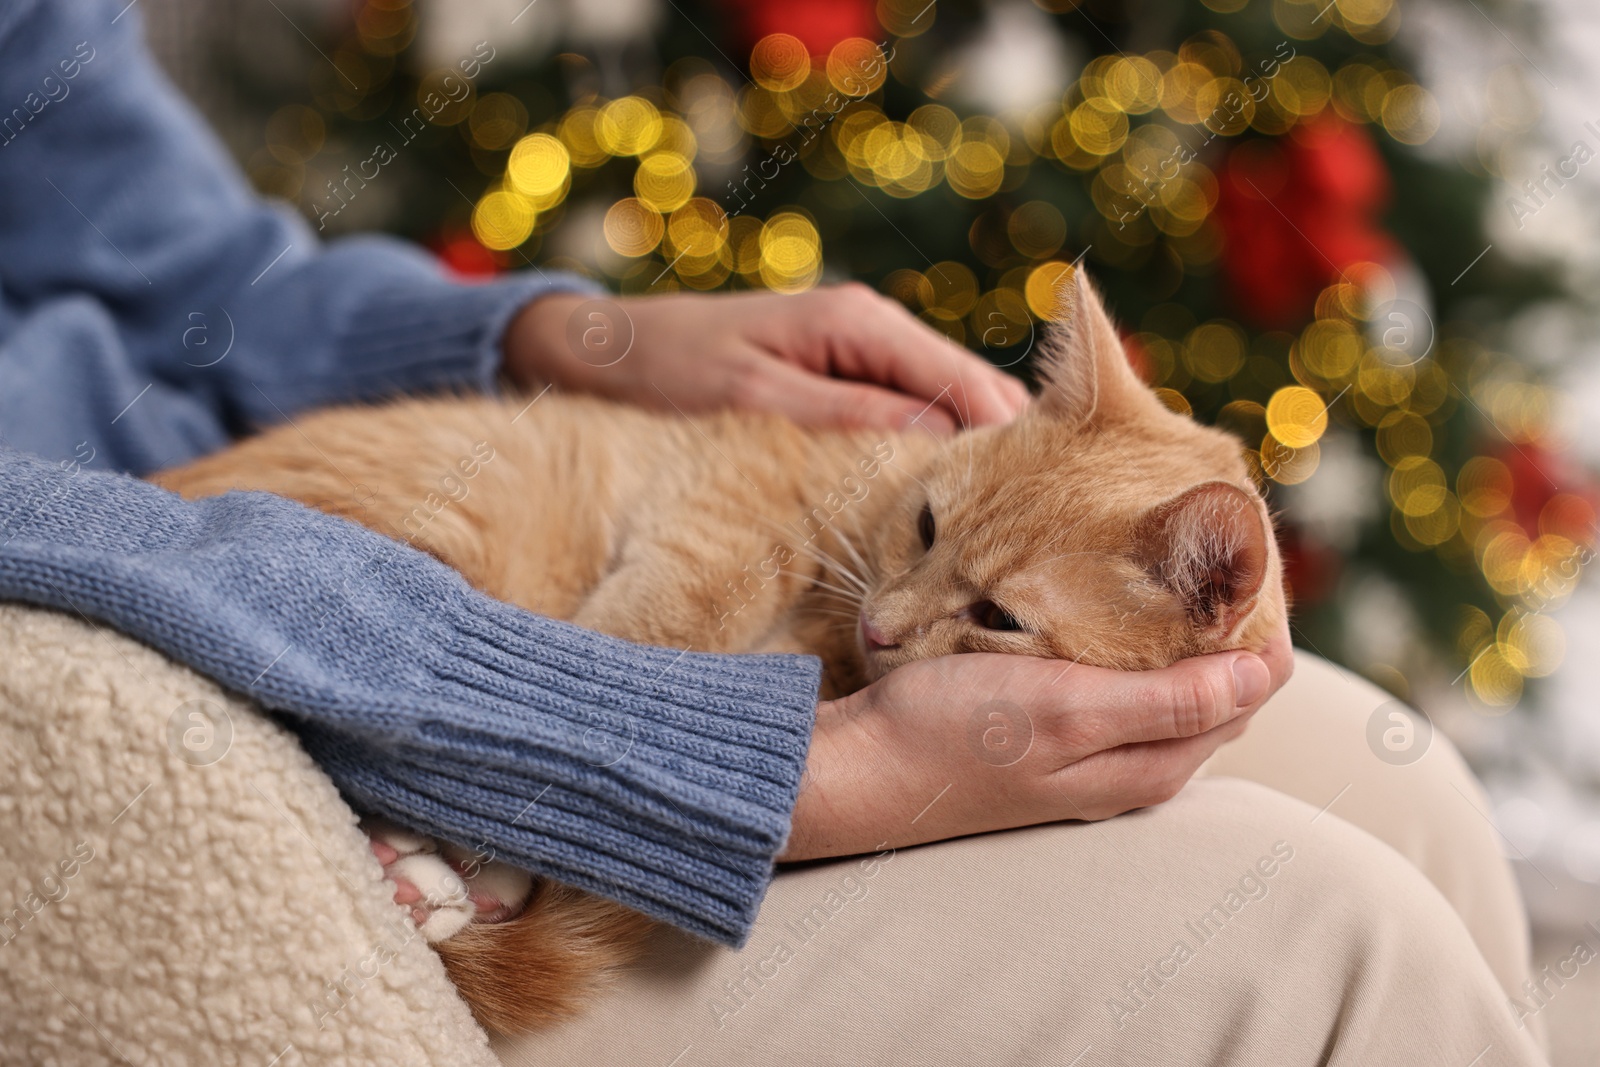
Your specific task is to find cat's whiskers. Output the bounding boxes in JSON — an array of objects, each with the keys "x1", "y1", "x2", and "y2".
[
  {"x1": 794, "y1": 605, "x2": 861, "y2": 622},
  {"x1": 786, "y1": 538, "x2": 871, "y2": 595},
  {"x1": 829, "y1": 521, "x2": 874, "y2": 587},
  {"x1": 741, "y1": 512, "x2": 870, "y2": 591},
  {"x1": 805, "y1": 575, "x2": 866, "y2": 602}
]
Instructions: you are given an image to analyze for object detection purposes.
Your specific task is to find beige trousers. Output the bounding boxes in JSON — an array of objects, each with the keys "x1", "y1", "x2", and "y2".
[{"x1": 493, "y1": 654, "x2": 1548, "y2": 1066}]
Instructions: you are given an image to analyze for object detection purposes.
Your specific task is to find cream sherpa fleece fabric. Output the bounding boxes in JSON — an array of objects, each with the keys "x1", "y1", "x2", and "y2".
[{"x1": 0, "y1": 604, "x2": 499, "y2": 1067}]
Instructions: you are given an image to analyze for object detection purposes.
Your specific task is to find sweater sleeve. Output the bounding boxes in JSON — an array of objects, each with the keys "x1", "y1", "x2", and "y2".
[
  {"x1": 0, "y1": 0, "x2": 599, "y2": 476},
  {"x1": 0, "y1": 450, "x2": 822, "y2": 946}
]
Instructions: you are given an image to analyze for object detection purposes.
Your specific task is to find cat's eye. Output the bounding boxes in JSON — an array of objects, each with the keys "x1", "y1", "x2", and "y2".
[
  {"x1": 917, "y1": 503, "x2": 936, "y2": 550},
  {"x1": 972, "y1": 599, "x2": 1023, "y2": 632}
]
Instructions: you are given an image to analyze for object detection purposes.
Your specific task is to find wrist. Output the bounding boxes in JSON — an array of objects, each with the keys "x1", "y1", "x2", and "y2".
[{"x1": 502, "y1": 291, "x2": 595, "y2": 391}]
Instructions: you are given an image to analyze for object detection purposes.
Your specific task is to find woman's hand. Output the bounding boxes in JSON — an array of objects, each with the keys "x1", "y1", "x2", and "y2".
[
  {"x1": 504, "y1": 286, "x2": 1029, "y2": 434},
  {"x1": 781, "y1": 621, "x2": 1294, "y2": 861}
]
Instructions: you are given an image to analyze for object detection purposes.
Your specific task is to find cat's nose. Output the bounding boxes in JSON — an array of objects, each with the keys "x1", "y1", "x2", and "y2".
[{"x1": 859, "y1": 611, "x2": 898, "y2": 650}]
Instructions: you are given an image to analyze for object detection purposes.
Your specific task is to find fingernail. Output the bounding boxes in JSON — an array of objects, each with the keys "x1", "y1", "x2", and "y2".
[{"x1": 1232, "y1": 655, "x2": 1269, "y2": 708}]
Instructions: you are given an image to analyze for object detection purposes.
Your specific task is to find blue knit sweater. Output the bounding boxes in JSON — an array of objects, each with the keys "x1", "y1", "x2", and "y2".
[{"x1": 0, "y1": 0, "x2": 820, "y2": 945}]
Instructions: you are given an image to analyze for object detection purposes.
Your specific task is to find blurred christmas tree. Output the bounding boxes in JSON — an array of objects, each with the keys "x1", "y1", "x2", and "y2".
[{"x1": 238, "y1": 0, "x2": 1595, "y2": 710}]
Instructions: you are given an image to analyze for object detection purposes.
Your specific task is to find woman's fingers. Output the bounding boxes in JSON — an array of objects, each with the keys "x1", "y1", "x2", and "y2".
[
  {"x1": 1035, "y1": 651, "x2": 1270, "y2": 755},
  {"x1": 782, "y1": 285, "x2": 1030, "y2": 430},
  {"x1": 1050, "y1": 714, "x2": 1255, "y2": 821},
  {"x1": 729, "y1": 355, "x2": 958, "y2": 434}
]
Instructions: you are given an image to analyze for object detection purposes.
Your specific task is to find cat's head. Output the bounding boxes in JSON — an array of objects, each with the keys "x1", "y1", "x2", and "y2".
[{"x1": 855, "y1": 270, "x2": 1286, "y2": 679}]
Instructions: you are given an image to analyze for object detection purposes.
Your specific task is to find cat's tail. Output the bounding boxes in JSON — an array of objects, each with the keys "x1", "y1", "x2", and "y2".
[{"x1": 436, "y1": 880, "x2": 656, "y2": 1034}]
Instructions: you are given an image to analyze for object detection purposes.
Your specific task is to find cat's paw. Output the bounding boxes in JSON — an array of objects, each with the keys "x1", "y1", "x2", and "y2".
[{"x1": 363, "y1": 817, "x2": 534, "y2": 943}]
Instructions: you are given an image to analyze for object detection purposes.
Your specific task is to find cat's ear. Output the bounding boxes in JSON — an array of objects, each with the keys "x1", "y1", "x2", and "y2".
[
  {"x1": 1135, "y1": 481, "x2": 1271, "y2": 639},
  {"x1": 1035, "y1": 269, "x2": 1151, "y2": 427}
]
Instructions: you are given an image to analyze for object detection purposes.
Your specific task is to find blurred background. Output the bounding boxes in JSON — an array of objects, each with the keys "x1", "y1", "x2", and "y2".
[{"x1": 139, "y1": 0, "x2": 1598, "y2": 1052}]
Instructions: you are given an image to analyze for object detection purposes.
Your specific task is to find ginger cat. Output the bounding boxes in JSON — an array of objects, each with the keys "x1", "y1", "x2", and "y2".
[{"x1": 155, "y1": 273, "x2": 1286, "y2": 1034}]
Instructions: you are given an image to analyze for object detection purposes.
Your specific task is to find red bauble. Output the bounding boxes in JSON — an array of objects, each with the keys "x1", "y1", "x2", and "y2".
[
  {"x1": 1214, "y1": 116, "x2": 1400, "y2": 328},
  {"x1": 431, "y1": 229, "x2": 506, "y2": 278},
  {"x1": 718, "y1": 0, "x2": 880, "y2": 54},
  {"x1": 1276, "y1": 522, "x2": 1341, "y2": 609},
  {"x1": 1496, "y1": 441, "x2": 1599, "y2": 546}
]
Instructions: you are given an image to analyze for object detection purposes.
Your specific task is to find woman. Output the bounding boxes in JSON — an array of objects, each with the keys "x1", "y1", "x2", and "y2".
[{"x1": 0, "y1": 1, "x2": 1545, "y2": 1062}]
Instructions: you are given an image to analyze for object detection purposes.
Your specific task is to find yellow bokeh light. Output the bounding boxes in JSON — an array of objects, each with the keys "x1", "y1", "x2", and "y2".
[
  {"x1": 758, "y1": 211, "x2": 822, "y2": 293},
  {"x1": 1008, "y1": 201, "x2": 1067, "y2": 259},
  {"x1": 1296, "y1": 319, "x2": 1363, "y2": 380},
  {"x1": 861, "y1": 120, "x2": 934, "y2": 193},
  {"x1": 946, "y1": 141, "x2": 1005, "y2": 198},
  {"x1": 1195, "y1": 77, "x2": 1254, "y2": 135},
  {"x1": 1265, "y1": 385, "x2": 1329, "y2": 449},
  {"x1": 1357, "y1": 349, "x2": 1415, "y2": 407},
  {"x1": 666, "y1": 198, "x2": 730, "y2": 259},
  {"x1": 884, "y1": 268, "x2": 935, "y2": 310},
  {"x1": 971, "y1": 288, "x2": 1032, "y2": 349},
  {"x1": 1337, "y1": 0, "x2": 1395, "y2": 28},
  {"x1": 1388, "y1": 455, "x2": 1447, "y2": 517},
  {"x1": 665, "y1": 199, "x2": 731, "y2": 287},
  {"x1": 1469, "y1": 644, "x2": 1524, "y2": 707},
  {"x1": 752, "y1": 34, "x2": 811, "y2": 93},
  {"x1": 596, "y1": 96, "x2": 663, "y2": 157},
  {"x1": 1160, "y1": 61, "x2": 1213, "y2": 124},
  {"x1": 739, "y1": 86, "x2": 795, "y2": 139},
  {"x1": 1069, "y1": 99, "x2": 1130, "y2": 157},
  {"x1": 1184, "y1": 322, "x2": 1247, "y2": 383},
  {"x1": 834, "y1": 108, "x2": 884, "y2": 168},
  {"x1": 1478, "y1": 525, "x2": 1533, "y2": 596},
  {"x1": 728, "y1": 215, "x2": 764, "y2": 275},
  {"x1": 506, "y1": 133, "x2": 570, "y2": 204},
  {"x1": 1381, "y1": 84, "x2": 1440, "y2": 145},
  {"x1": 877, "y1": 0, "x2": 935, "y2": 37},
  {"x1": 1104, "y1": 56, "x2": 1163, "y2": 114},
  {"x1": 1498, "y1": 611, "x2": 1565, "y2": 677},
  {"x1": 471, "y1": 189, "x2": 535, "y2": 251},
  {"x1": 927, "y1": 260, "x2": 980, "y2": 316},
  {"x1": 654, "y1": 114, "x2": 699, "y2": 162},
  {"x1": 826, "y1": 38, "x2": 888, "y2": 95},
  {"x1": 1458, "y1": 604, "x2": 1493, "y2": 660},
  {"x1": 1375, "y1": 411, "x2": 1432, "y2": 466},
  {"x1": 559, "y1": 107, "x2": 610, "y2": 167},
  {"x1": 634, "y1": 151, "x2": 696, "y2": 212},
  {"x1": 1155, "y1": 388, "x2": 1194, "y2": 416},
  {"x1": 1403, "y1": 492, "x2": 1460, "y2": 545},
  {"x1": 908, "y1": 104, "x2": 961, "y2": 160},
  {"x1": 1261, "y1": 433, "x2": 1320, "y2": 485},
  {"x1": 1481, "y1": 379, "x2": 1552, "y2": 443},
  {"x1": 603, "y1": 197, "x2": 665, "y2": 257},
  {"x1": 1457, "y1": 456, "x2": 1513, "y2": 517},
  {"x1": 1153, "y1": 173, "x2": 1215, "y2": 236},
  {"x1": 469, "y1": 93, "x2": 528, "y2": 151},
  {"x1": 1273, "y1": 56, "x2": 1332, "y2": 118},
  {"x1": 1025, "y1": 261, "x2": 1075, "y2": 320},
  {"x1": 961, "y1": 116, "x2": 1012, "y2": 158}
]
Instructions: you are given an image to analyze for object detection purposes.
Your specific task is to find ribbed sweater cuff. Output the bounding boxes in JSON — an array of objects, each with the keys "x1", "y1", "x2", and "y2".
[
  {"x1": 386, "y1": 595, "x2": 820, "y2": 946},
  {"x1": 337, "y1": 270, "x2": 604, "y2": 396}
]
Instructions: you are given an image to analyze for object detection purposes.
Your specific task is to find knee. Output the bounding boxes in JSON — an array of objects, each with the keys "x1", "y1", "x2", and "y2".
[{"x1": 1161, "y1": 779, "x2": 1500, "y2": 983}]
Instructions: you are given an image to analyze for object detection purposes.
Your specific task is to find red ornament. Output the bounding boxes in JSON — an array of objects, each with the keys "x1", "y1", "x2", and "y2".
[
  {"x1": 1214, "y1": 116, "x2": 1400, "y2": 328},
  {"x1": 431, "y1": 229, "x2": 507, "y2": 278},
  {"x1": 717, "y1": 0, "x2": 880, "y2": 54},
  {"x1": 1496, "y1": 441, "x2": 1599, "y2": 547},
  {"x1": 1276, "y1": 522, "x2": 1341, "y2": 609}
]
